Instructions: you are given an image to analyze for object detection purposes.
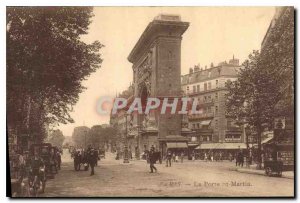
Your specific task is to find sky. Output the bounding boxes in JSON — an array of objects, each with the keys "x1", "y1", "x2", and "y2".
[{"x1": 56, "y1": 7, "x2": 275, "y2": 137}]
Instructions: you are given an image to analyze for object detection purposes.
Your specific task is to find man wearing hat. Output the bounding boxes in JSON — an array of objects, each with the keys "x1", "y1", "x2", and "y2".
[
  {"x1": 149, "y1": 145, "x2": 157, "y2": 173},
  {"x1": 88, "y1": 148, "x2": 98, "y2": 176}
]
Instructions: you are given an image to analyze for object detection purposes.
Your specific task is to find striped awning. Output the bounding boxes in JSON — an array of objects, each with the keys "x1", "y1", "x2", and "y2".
[
  {"x1": 195, "y1": 143, "x2": 247, "y2": 150},
  {"x1": 200, "y1": 120, "x2": 212, "y2": 125},
  {"x1": 262, "y1": 137, "x2": 273, "y2": 144}
]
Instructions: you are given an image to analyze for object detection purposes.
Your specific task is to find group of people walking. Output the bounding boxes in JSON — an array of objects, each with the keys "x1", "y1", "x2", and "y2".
[
  {"x1": 146, "y1": 147, "x2": 252, "y2": 173},
  {"x1": 71, "y1": 145, "x2": 99, "y2": 176},
  {"x1": 147, "y1": 147, "x2": 186, "y2": 173}
]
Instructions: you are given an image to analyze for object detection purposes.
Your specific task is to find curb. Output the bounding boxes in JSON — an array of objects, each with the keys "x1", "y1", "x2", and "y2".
[{"x1": 235, "y1": 168, "x2": 294, "y2": 179}]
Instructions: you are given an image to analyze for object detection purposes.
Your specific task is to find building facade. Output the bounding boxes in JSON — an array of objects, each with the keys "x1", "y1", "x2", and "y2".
[{"x1": 181, "y1": 57, "x2": 246, "y2": 152}]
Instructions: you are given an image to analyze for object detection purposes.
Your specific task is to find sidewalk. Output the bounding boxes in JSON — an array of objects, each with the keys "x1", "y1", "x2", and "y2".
[{"x1": 234, "y1": 165, "x2": 294, "y2": 179}]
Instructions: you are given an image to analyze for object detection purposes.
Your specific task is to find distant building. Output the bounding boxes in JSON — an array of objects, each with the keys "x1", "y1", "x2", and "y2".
[
  {"x1": 72, "y1": 126, "x2": 90, "y2": 148},
  {"x1": 261, "y1": 7, "x2": 290, "y2": 49},
  {"x1": 181, "y1": 57, "x2": 246, "y2": 152},
  {"x1": 109, "y1": 84, "x2": 135, "y2": 152}
]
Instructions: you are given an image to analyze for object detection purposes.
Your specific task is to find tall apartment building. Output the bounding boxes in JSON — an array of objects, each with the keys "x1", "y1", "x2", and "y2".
[{"x1": 181, "y1": 57, "x2": 246, "y2": 149}]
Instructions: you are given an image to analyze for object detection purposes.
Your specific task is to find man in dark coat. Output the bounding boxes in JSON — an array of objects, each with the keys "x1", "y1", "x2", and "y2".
[
  {"x1": 166, "y1": 150, "x2": 172, "y2": 167},
  {"x1": 148, "y1": 146, "x2": 157, "y2": 173},
  {"x1": 56, "y1": 151, "x2": 62, "y2": 170},
  {"x1": 88, "y1": 148, "x2": 98, "y2": 176}
]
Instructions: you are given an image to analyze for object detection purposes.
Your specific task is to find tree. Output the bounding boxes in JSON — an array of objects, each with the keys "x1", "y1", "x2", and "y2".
[
  {"x1": 226, "y1": 50, "x2": 281, "y2": 169},
  {"x1": 7, "y1": 7, "x2": 104, "y2": 143},
  {"x1": 48, "y1": 129, "x2": 65, "y2": 147},
  {"x1": 87, "y1": 125, "x2": 117, "y2": 149},
  {"x1": 226, "y1": 7, "x2": 294, "y2": 169},
  {"x1": 259, "y1": 7, "x2": 294, "y2": 118}
]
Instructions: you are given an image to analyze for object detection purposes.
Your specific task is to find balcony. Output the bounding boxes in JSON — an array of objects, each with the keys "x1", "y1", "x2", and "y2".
[
  {"x1": 224, "y1": 138, "x2": 242, "y2": 143},
  {"x1": 195, "y1": 129, "x2": 213, "y2": 134},
  {"x1": 188, "y1": 112, "x2": 214, "y2": 120},
  {"x1": 187, "y1": 86, "x2": 226, "y2": 96},
  {"x1": 227, "y1": 127, "x2": 242, "y2": 131}
]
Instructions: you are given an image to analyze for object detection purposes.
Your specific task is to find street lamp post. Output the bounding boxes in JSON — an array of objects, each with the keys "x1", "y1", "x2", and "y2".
[
  {"x1": 84, "y1": 130, "x2": 87, "y2": 149},
  {"x1": 136, "y1": 124, "x2": 140, "y2": 160},
  {"x1": 123, "y1": 114, "x2": 129, "y2": 163}
]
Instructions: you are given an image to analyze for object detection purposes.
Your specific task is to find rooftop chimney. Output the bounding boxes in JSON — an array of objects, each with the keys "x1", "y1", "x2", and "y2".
[{"x1": 229, "y1": 55, "x2": 239, "y2": 66}]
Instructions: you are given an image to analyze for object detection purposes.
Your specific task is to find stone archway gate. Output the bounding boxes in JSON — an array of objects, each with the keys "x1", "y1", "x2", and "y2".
[{"x1": 127, "y1": 14, "x2": 189, "y2": 155}]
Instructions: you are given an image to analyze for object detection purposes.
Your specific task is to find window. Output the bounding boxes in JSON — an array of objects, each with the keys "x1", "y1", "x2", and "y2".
[
  {"x1": 215, "y1": 92, "x2": 218, "y2": 100},
  {"x1": 234, "y1": 135, "x2": 241, "y2": 139},
  {"x1": 197, "y1": 123, "x2": 200, "y2": 128},
  {"x1": 208, "y1": 71, "x2": 211, "y2": 78},
  {"x1": 187, "y1": 86, "x2": 189, "y2": 92},
  {"x1": 193, "y1": 86, "x2": 196, "y2": 93},
  {"x1": 202, "y1": 135, "x2": 211, "y2": 142},
  {"x1": 215, "y1": 119, "x2": 218, "y2": 129},
  {"x1": 225, "y1": 134, "x2": 241, "y2": 142},
  {"x1": 193, "y1": 124, "x2": 196, "y2": 129},
  {"x1": 204, "y1": 96, "x2": 207, "y2": 102},
  {"x1": 215, "y1": 105, "x2": 218, "y2": 114},
  {"x1": 227, "y1": 119, "x2": 239, "y2": 128},
  {"x1": 204, "y1": 83, "x2": 207, "y2": 91},
  {"x1": 197, "y1": 85, "x2": 200, "y2": 92},
  {"x1": 208, "y1": 82, "x2": 211, "y2": 90},
  {"x1": 216, "y1": 80, "x2": 219, "y2": 88}
]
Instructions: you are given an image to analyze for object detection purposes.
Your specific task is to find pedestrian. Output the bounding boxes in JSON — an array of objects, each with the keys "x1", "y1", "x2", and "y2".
[
  {"x1": 211, "y1": 153, "x2": 214, "y2": 162},
  {"x1": 88, "y1": 148, "x2": 98, "y2": 176},
  {"x1": 56, "y1": 151, "x2": 62, "y2": 170},
  {"x1": 180, "y1": 152, "x2": 184, "y2": 163},
  {"x1": 229, "y1": 153, "x2": 233, "y2": 162},
  {"x1": 235, "y1": 152, "x2": 239, "y2": 166},
  {"x1": 204, "y1": 153, "x2": 208, "y2": 162},
  {"x1": 172, "y1": 153, "x2": 176, "y2": 162},
  {"x1": 237, "y1": 150, "x2": 243, "y2": 167},
  {"x1": 149, "y1": 146, "x2": 157, "y2": 173},
  {"x1": 166, "y1": 151, "x2": 172, "y2": 167},
  {"x1": 175, "y1": 154, "x2": 179, "y2": 162}
]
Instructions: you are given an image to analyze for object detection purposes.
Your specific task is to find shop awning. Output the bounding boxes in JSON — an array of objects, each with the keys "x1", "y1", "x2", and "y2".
[
  {"x1": 195, "y1": 143, "x2": 247, "y2": 150},
  {"x1": 167, "y1": 142, "x2": 188, "y2": 149},
  {"x1": 200, "y1": 120, "x2": 212, "y2": 125},
  {"x1": 219, "y1": 143, "x2": 247, "y2": 149},
  {"x1": 195, "y1": 143, "x2": 221, "y2": 149},
  {"x1": 262, "y1": 137, "x2": 273, "y2": 144},
  {"x1": 187, "y1": 143, "x2": 199, "y2": 147}
]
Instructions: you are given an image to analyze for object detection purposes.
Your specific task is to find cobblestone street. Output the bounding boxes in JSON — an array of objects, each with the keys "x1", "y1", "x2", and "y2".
[{"x1": 41, "y1": 150, "x2": 294, "y2": 197}]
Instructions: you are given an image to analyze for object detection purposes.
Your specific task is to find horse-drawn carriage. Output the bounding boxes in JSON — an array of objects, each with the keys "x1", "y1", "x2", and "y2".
[
  {"x1": 264, "y1": 142, "x2": 294, "y2": 177},
  {"x1": 30, "y1": 143, "x2": 55, "y2": 179},
  {"x1": 28, "y1": 143, "x2": 52, "y2": 195}
]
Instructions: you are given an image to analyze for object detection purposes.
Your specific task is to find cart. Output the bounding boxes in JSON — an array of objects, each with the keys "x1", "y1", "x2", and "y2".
[{"x1": 264, "y1": 142, "x2": 294, "y2": 177}]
